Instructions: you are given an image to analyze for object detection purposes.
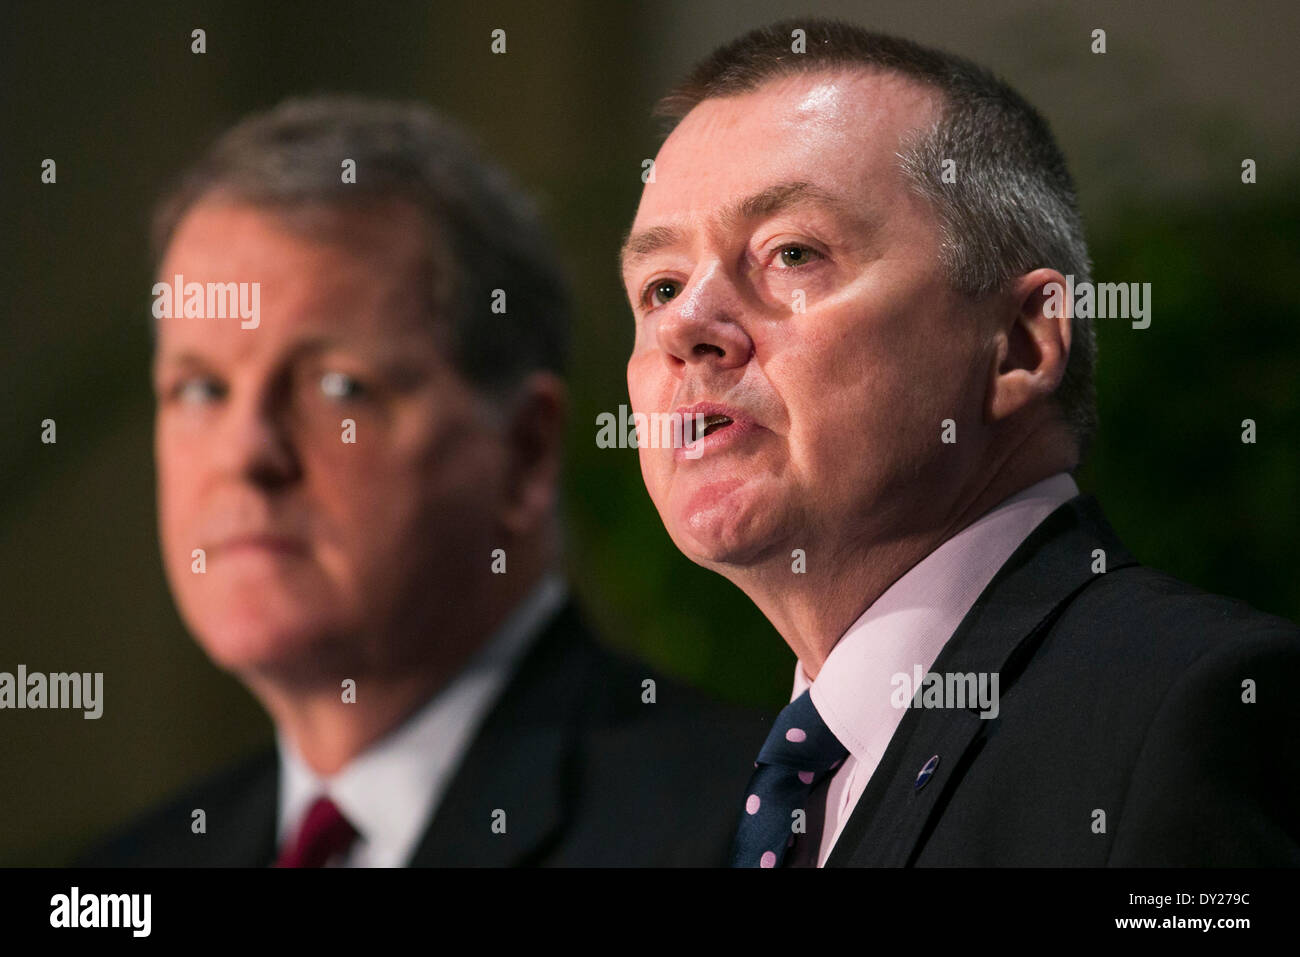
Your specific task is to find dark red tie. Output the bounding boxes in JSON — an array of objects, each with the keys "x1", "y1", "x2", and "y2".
[{"x1": 274, "y1": 796, "x2": 358, "y2": 868}]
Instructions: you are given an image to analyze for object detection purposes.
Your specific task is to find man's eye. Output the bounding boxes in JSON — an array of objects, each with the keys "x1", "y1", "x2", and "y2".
[
  {"x1": 319, "y1": 371, "x2": 366, "y2": 400},
  {"x1": 644, "y1": 279, "x2": 682, "y2": 309},
  {"x1": 173, "y1": 377, "x2": 224, "y2": 405},
  {"x1": 775, "y1": 245, "x2": 821, "y2": 268}
]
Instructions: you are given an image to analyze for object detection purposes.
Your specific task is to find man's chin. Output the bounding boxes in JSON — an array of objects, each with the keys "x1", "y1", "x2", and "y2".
[
  {"x1": 664, "y1": 477, "x2": 780, "y2": 566},
  {"x1": 670, "y1": 512, "x2": 779, "y2": 571},
  {"x1": 189, "y1": 614, "x2": 349, "y2": 685}
]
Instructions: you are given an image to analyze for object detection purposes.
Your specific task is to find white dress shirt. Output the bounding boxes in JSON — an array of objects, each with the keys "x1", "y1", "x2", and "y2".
[
  {"x1": 793, "y1": 473, "x2": 1080, "y2": 866},
  {"x1": 275, "y1": 573, "x2": 567, "y2": 867}
]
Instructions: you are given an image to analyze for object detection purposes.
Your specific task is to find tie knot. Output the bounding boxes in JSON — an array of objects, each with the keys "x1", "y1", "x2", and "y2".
[
  {"x1": 757, "y1": 690, "x2": 848, "y2": 771},
  {"x1": 275, "y1": 795, "x2": 358, "y2": 868}
]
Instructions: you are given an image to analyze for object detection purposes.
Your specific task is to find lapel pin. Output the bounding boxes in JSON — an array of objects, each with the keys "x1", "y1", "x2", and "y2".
[{"x1": 914, "y1": 754, "x2": 940, "y2": 790}]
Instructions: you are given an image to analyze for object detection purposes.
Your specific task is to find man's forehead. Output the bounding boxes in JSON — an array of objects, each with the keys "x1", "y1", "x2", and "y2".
[
  {"x1": 663, "y1": 70, "x2": 933, "y2": 164},
  {"x1": 623, "y1": 69, "x2": 935, "y2": 265},
  {"x1": 152, "y1": 291, "x2": 441, "y2": 367},
  {"x1": 163, "y1": 198, "x2": 430, "y2": 272},
  {"x1": 154, "y1": 200, "x2": 439, "y2": 360}
]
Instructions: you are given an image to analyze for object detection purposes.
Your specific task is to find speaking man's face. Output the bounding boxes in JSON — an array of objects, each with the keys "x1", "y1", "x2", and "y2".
[
  {"x1": 153, "y1": 199, "x2": 503, "y2": 685},
  {"x1": 623, "y1": 70, "x2": 999, "y2": 571}
]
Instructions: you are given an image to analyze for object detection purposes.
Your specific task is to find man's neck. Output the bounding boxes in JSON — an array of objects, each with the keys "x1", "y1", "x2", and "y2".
[
  {"x1": 259, "y1": 670, "x2": 454, "y2": 776},
  {"x1": 731, "y1": 446, "x2": 1074, "y2": 680},
  {"x1": 246, "y1": 559, "x2": 551, "y2": 776}
]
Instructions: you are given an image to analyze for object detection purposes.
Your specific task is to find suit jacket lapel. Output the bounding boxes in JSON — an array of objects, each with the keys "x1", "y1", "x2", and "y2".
[
  {"x1": 199, "y1": 747, "x2": 279, "y2": 867},
  {"x1": 825, "y1": 495, "x2": 1137, "y2": 866},
  {"x1": 406, "y1": 603, "x2": 592, "y2": 866}
]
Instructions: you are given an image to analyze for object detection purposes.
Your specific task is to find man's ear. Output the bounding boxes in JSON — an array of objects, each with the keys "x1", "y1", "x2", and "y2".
[
  {"x1": 987, "y1": 268, "x2": 1072, "y2": 424},
  {"x1": 499, "y1": 371, "x2": 567, "y2": 537}
]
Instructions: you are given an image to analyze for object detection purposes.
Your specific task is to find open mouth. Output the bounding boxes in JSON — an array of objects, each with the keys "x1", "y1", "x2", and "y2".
[{"x1": 689, "y1": 413, "x2": 734, "y2": 443}]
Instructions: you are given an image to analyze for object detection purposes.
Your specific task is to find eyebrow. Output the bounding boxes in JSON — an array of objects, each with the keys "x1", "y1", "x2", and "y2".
[
  {"x1": 618, "y1": 224, "x2": 687, "y2": 274},
  {"x1": 153, "y1": 338, "x2": 341, "y2": 373},
  {"x1": 153, "y1": 350, "x2": 206, "y2": 373},
  {"x1": 155, "y1": 335, "x2": 430, "y2": 381},
  {"x1": 618, "y1": 180, "x2": 839, "y2": 275}
]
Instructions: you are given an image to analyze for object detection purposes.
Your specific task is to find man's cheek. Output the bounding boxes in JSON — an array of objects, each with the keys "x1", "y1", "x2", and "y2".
[
  {"x1": 631, "y1": 446, "x2": 665, "y2": 506},
  {"x1": 157, "y1": 494, "x2": 189, "y2": 567},
  {"x1": 630, "y1": 315, "x2": 656, "y2": 354}
]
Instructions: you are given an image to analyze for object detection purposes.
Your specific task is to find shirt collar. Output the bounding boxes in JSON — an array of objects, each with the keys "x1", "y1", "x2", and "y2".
[
  {"x1": 796, "y1": 473, "x2": 1079, "y2": 763},
  {"x1": 276, "y1": 573, "x2": 567, "y2": 866}
]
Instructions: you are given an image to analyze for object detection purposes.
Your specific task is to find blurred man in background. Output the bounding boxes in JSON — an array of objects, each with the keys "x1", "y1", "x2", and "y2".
[{"x1": 81, "y1": 95, "x2": 761, "y2": 867}]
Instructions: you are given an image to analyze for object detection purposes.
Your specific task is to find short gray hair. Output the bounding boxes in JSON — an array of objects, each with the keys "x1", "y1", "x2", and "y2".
[
  {"x1": 153, "y1": 95, "x2": 570, "y2": 397},
  {"x1": 655, "y1": 20, "x2": 1097, "y2": 462}
]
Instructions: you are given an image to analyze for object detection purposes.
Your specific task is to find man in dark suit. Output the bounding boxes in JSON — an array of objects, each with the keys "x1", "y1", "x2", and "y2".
[
  {"x1": 619, "y1": 20, "x2": 1299, "y2": 866},
  {"x1": 80, "y1": 95, "x2": 762, "y2": 867}
]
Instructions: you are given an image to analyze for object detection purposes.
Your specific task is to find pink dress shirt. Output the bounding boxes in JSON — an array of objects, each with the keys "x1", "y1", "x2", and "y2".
[{"x1": 793, "y1": 472, "x2": 1080, "y2": 866}]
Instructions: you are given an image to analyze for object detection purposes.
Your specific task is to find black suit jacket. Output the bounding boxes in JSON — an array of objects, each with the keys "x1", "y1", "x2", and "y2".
[
  {"x1": 825, "y1": 494, "x2": 1300, "y2": 866},
  {"x1": 77, "y1": 602, "x2": 767, "y2": 867}
]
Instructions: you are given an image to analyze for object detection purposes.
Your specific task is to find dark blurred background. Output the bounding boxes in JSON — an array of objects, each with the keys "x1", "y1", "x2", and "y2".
[{"x1": 2, "y1": 0, "x2": 1297, "y2": 865}]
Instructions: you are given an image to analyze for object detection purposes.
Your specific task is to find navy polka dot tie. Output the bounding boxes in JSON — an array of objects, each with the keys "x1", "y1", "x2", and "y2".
[{"x1": 731, "y1": 689, "x2": 848, "y2": 868}]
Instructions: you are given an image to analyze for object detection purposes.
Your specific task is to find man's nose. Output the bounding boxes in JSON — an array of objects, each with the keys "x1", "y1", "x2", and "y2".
[
  {"x1": 218, "y1": 388, "x2": 301, "y2": 489},
  {"x1": 654, "y1": 262, "x2": 754, "y2": 372}
]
